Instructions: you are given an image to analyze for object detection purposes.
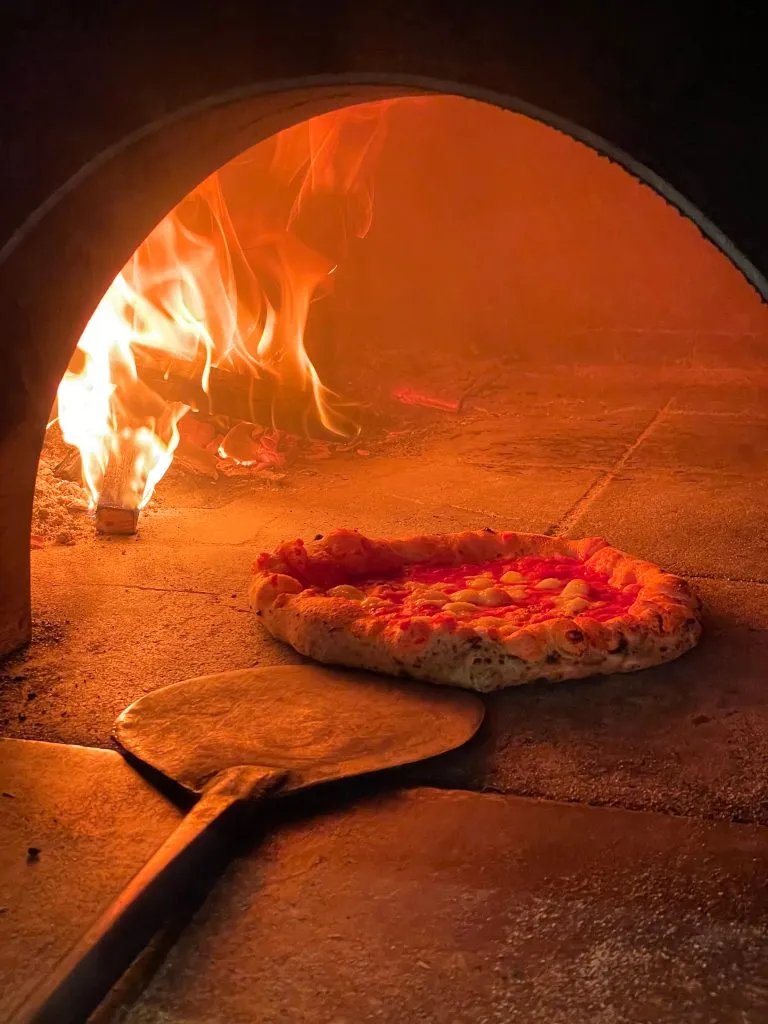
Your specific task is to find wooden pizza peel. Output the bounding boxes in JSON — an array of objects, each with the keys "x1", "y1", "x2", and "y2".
[{"x1": 13, "y1": 664, "x2": 483, "y2": 1024}]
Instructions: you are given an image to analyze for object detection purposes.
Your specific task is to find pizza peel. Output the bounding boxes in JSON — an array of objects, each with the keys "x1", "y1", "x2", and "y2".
[{"x1": 15, "y1": 664, "x2": 483, "y2": 1024}]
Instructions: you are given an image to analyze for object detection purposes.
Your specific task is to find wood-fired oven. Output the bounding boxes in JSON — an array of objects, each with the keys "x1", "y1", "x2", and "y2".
[{"x1": 2, "y1": 7, "x2": 767, "y2": 1023}]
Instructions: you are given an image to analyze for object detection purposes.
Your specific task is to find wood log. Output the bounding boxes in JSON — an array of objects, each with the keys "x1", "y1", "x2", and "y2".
[
  {"x1": 53, "y1": 447, "x2": 82, "y2": 482},
  {"x1": 95, "y1": 505, "x2": 140, "y2": 535},
  {"x1": 51, "y1": 360, "x2": 358, "y2": 537},
  {"x1": 95, "y1": 433, "x2": 141, "y2": 534},
  {"x1": 135, "y1": 360, "x2": 350, "y2": 442},
  {"x1": 173, "y1": 438, "x2": 219, "y2": 480},
  {"x1": 135, "y1": 360, "x2": 273, "y2": 419}
]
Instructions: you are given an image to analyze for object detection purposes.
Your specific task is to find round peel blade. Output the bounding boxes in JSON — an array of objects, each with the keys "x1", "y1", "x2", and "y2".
[{"x1": 114, "y1": 664, "x2": 484, "y2": 794}]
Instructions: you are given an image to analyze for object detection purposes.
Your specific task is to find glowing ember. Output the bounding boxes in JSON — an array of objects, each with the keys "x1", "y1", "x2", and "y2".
[
  {"x1": 56, "y1": 102, "x2": 394, "y2": 512},
  {"x1": 391, "y1": 386, "x2": 461, "y2": 412}
]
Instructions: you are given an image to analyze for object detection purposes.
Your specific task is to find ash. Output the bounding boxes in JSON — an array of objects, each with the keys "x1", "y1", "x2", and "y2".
[{"x1": 32, "y1": 428, "x2": 92, "y2": 547}]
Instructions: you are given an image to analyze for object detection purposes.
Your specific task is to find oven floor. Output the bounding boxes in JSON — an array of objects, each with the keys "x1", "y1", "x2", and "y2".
[
  {"x1": 3, "y1": 369, "x2": 768, "y2": 823},
  {"x1": 2, "y1": 738, "x2": 768, "y2": 1024}
]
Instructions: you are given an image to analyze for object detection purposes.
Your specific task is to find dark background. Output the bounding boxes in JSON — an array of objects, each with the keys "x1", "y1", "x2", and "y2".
[{"x1": 1, "y1": 3, "x2": 766, "y2": 283}]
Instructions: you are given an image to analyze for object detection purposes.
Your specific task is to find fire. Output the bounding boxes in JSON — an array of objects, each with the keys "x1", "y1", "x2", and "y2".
[
  {"x1": 56, "y1": 101, "x2": 394, "y2": 511},
  {"x1": 57, "y1": 269, "x2": 188, "y2": 511}
]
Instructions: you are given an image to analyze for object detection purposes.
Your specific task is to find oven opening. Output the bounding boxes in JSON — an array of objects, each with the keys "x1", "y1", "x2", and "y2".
[{"x1": 23, "y1": 92, "x2": 768, "y2": 739}]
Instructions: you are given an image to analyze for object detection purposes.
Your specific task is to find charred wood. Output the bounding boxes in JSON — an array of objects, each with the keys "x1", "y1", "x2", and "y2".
[
  {"x1": 135, "y1": 361, "x2": 349, "y2": 442},
  {"x1": 52, "y1": 448, "x2": 82, "y2": 482}
]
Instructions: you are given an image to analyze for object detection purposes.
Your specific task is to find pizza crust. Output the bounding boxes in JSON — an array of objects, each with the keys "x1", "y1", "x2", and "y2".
[{"x1": 249, "y1": 528, "x2": 702, "y2": 693}]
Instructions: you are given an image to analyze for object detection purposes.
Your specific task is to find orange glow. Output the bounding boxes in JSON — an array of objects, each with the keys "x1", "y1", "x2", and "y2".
[{"x1": 57, "y1": 102, "x2": 394, "y2": 509}]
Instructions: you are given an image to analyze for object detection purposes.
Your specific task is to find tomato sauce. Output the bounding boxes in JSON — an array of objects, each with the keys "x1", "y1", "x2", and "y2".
[{"x1": 359, "y1": 555, "x2": 636, "y2": 626}]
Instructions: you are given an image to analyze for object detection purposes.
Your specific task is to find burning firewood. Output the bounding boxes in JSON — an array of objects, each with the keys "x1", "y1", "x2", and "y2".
[
  {"x1": 136, "y1": 360, "x2": 348, "y2": 443},
  {"x1": 95, "y1": 432, "x2": 143, "y2": 535},
  {"x1": 95, "y1": 506, "x2": 140, "y2": 535},
  {"x1": 391, "y1": 386, "x2": 461, "y2": 412},
  {"x1": 173, "y1": 438, "x2": 219, "y2": 480},
  {"x1": 136, "y1": 362, "x2": 262, "y2": 420},
  {"x1": 57, "y1": 431, "x2": 221, "y2": 485},
  {"x1": 52, "y1": 448, "x2": 82, "y2": 482},
  {"x1": 55, "y1": 350, "x2": 360, "y2": 539}
]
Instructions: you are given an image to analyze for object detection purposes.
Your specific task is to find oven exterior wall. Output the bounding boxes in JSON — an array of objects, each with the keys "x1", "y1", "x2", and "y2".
[{"x1": 0, "y1": 6, "x2": 764, "y2": 656}]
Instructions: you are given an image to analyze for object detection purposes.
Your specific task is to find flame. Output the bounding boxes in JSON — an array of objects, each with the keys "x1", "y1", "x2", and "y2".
[
  {"x1": 56, "y1": 101, "x2": 395, "y2": 510},
  {"x1": 57, "y1": 273, "x2": 188, "y2": 510}
]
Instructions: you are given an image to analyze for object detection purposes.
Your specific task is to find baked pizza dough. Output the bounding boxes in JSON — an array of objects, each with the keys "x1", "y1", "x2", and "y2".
[{"x1": 249, "y1": 528, "x2": 701, "y2": 692}]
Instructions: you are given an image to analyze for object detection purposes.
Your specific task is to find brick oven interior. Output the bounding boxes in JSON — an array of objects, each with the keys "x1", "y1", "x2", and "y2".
[
  {"x1": 6, "y1": 95, "x2": 768, "y2": 810},
  {"x1": 4, "y1": 87, "x2": 768, "y2": 1022}
]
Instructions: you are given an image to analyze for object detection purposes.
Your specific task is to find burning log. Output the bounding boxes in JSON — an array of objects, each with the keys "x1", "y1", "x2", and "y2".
[
  {"x1": 136, "y1": 362, "x2": 266, "y2": 421},
  {"x1": 57, "y1": 356, "x2": 360, "y2": 539},
  {"x1": 52, "y1": 447, "x2": 83, "y2": 482},
  {"x1": 95, "y1": 433, "x2": 144, "y2": 536},
  {"x1": 391, "y1": 386, "x2": 461, "y2": 413},
  {"x1": 95, "y1": 505, "x2": 140, "y2": 536},
  {"x1": 135, "y1": 360, "x2": 349, "y2": 442},
  {"x1": 173, "y1": 438, "x2": 219, "y2": 480}
]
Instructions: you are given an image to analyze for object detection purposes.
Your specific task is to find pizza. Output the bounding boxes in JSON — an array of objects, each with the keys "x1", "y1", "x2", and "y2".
[{"x1": 249, "y1": 528, "x2": 701, "y2": 692}]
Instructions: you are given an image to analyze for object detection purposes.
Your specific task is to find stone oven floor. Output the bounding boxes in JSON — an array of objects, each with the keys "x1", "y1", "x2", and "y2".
[
  {"x1": 2, "y1": 739, "x2": 768, "y2": 1023},
  {"x1": 3, "y1": 369, "x2": 768, "y2": 822},
  {"x1": 3, "y1": 368, "x2": 768, "y2": 1021}
]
